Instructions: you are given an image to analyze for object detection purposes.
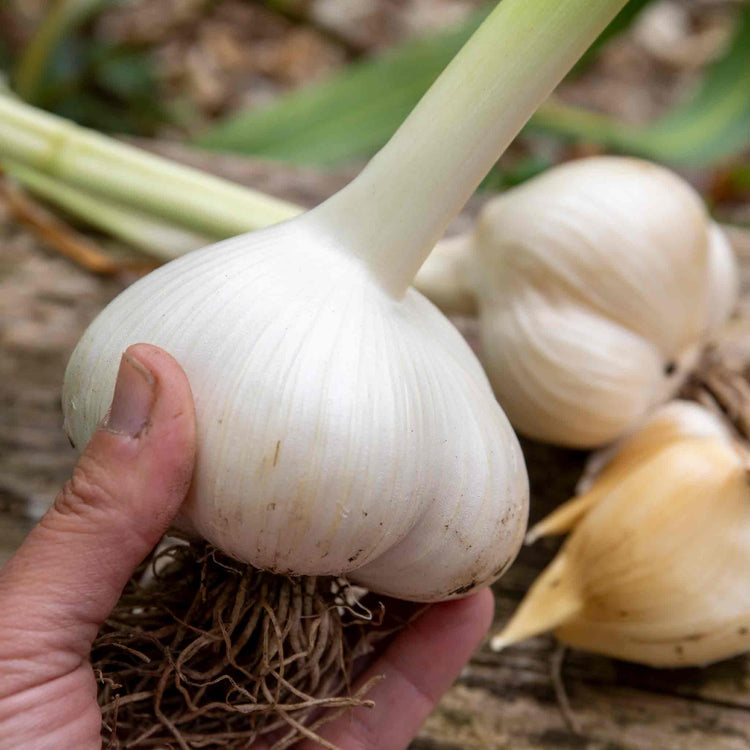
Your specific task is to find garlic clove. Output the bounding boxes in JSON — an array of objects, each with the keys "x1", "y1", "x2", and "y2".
[
  {"x1": 524, "y1": 494, "x2": 596, "y2": 545},
  {"x1": 490, "y1": 552, "x2": 582, "y2": 652},
  {"x1": 527, "y1": 400, "x2": 735, "y2": 541},
  {"x1": 479, "y1": 283, "x2": 666, "y2": 448},
  {"x1": 413, "y1": 232, "x2": 477, "y2": 316},
  {"x1": 494, "y1": 436, "x2": 750, "y2": 667}
]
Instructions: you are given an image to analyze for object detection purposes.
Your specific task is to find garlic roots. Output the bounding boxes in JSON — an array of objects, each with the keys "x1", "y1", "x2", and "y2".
[
  {"x1": 62, "y1": 0, "x2": 629, "y2": 602},
  {"x1": 415, "y1": 157, "x2": 740, "y2": 448},
  {"x1": 493, "y1": 403, "x2": 750, "y2": 667}
]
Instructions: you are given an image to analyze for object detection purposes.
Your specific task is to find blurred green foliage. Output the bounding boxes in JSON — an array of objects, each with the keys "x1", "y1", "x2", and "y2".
[
  {"x1": 196, "y1": 2, "x2": 748, "y2": 174},
  {"x1": 196, "y1": 0, "x2": 655, "y2": 164},
  {"x1": 531, "y1": 10, "x2": 750, "y2": 166},
  {"x1": 9, "y1": 0, "x2": 168, "y2": 134},
  {"x1": 3, "y1": 0, "x2": 748, "y2": 182},
  {"x1": 199, "y1": 8, "x2": 490, "y2": 164},
  {"x1": 42, "y1": 40, "x2": 165, "y2": 132}
]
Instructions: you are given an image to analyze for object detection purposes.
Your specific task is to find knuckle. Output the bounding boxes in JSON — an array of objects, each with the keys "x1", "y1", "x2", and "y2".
[{"x1": 52, "y1": 454, "x2": 117, "y2": 521}]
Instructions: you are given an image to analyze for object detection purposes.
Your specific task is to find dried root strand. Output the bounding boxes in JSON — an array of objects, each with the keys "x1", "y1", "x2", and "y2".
[
  {"x1": 94, "y1": 537, "x2": 390, "y2": 749},
  {"x1": 681, "y1": 320, "x2": 750, "y2": 441}
]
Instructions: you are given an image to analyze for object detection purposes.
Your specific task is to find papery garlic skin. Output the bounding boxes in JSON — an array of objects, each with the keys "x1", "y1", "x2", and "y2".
[
  {"x1": 64, "y1": 220, "x2": 528, "y2": 603},
  {"x1": 557, "y1": 441, "x2": 750, "y2": 667},
  {"x1": 414, "y1": 233, "x2": 477, "y2": 317},
  {"x1": 705, "y1": 222, "x2": 741, "y2": 333},
  {"x1": 527, "y1": 400, "x2": 735, "y2": 542},
  {"x1": 464, "y1": 157, "x2": 738, "y2": 448},
  {"x1": 493, "y1": 427, "x2": 750, "y2": 667},
  {"x1": 575, "y1": 398, "x2": 735, "y2": 495}
]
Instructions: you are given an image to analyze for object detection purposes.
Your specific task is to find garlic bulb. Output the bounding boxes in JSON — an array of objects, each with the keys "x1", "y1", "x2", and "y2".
[
  {"x1": 415, "y1": 157, "x2": 739, "y2": 448},
  {"x1": 66, "y1": 236, "x2": 528, "y2": 602},
  {"x1": 62, "y1": 0, "x2": 630, "y2": 602},
  {"x1": 705, "y1": 222, "x2": 742, "y2": 333},
  {"x1": 492, "y1": 403, "x2": 750, "y2": 667}
]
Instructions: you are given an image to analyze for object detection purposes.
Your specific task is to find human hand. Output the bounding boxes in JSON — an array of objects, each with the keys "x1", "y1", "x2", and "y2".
[{"x1": 0, "y1": 343, "x2": 493, "y2": 750}]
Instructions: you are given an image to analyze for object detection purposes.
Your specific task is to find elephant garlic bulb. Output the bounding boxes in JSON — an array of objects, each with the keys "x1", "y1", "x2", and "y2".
[
  {"x1": 415, "y1": 157, "x2": 740, "y2": 448},
  {"x1": 62, "y1": 0, "x2": 629, "y2": 602},
  {"x1": 492, "y1": 402, "x2": 750, "y2": 667}
]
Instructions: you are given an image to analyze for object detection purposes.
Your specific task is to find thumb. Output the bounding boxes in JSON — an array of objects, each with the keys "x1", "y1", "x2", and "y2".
[{"x1": 0, "y1": 344, "x2": 196, "y2": 651}]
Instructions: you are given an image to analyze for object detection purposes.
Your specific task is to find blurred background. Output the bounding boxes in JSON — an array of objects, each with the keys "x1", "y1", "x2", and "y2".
[
  {"x1": 0, "y1": 1, "x2": 748, "y2": 748},
  {"x1": 0, "y1": 0, "x2": 747, "y2": 213}
]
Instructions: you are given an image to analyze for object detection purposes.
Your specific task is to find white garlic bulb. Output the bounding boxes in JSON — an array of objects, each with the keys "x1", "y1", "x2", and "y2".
[
  {"x1": 492, "y1": 402, "x2": 750, "y2": 667},
  {"x1": 415, "y1": 157, "x2": 739, "y2": 448},
  {"x1": 65, "y1": 223, "x2": 528, "y2": 601},
  {"x1": 63, "y1": 0, "x2": 630, "y2": 603},
  {"x1": 705, "y1": 222, "x2": 741, "y2": 333}
]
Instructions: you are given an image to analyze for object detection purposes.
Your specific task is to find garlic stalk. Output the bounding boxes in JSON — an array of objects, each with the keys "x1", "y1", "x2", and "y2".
[
  {"x1": 4, "y1": 159, "x2": 211, "y2": 259},
  {"x1": 63, "y1": 0, "x2": 629, "y2": 602},
  {"x1": 414, "y1": 157, "x2": 740, "y2": 448},
  {"x1": 0, "y1": 93, "x2": 299, "y2": 237},
  {"x1": 492, "y1": 403, "x2": 750, "y2": 667}
]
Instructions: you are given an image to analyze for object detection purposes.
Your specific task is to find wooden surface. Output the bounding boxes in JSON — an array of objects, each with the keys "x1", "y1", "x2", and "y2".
[{"x1": 0, "y1": 151, "x2": 748, "y2": 749}]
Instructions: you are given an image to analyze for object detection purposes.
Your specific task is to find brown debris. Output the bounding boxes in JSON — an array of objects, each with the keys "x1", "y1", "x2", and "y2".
[
  {"x1": 681, "y1": 318, "x2": 750, "y2": 441},
  {"x1": 0, "y1": 177, "x2": 157, "y2": 276}
]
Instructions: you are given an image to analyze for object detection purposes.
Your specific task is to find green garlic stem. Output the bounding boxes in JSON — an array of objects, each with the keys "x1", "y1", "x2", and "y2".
[
  {"x1": 312, "y1": 0, "x2": 629, "y2": 298},
  {"x1": 0, "y1": 94, "x2": 300, "y2": 237},
  {"x1": 5, "y1": 160, "x2": 212, "y2": 260}
]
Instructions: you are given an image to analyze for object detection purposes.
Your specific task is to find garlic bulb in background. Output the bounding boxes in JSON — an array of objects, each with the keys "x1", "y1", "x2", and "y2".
[
  {"x1": 705, "y1": 223, "x2": 742, "y2": 333},
  {"x1": 62, "y1": 1, "x2": 629, "y2": 602},
  {"x1": 492, "y1": 402, "x2": 750, "y2": 667},
  {"x1": 414, "y1": 157, "x2": 740, "y2": 448},
  {"x1": 412, "y1": 233, "x2": 477, "y2": 317}
]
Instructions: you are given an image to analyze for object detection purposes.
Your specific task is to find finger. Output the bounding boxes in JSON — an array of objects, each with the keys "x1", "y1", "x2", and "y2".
[
  {"x1": 308, "y1": 588, "x2": 494, "y2": 750},
  {"x1": 0, "y1": 344, "x2": 196, "y2": 653}
]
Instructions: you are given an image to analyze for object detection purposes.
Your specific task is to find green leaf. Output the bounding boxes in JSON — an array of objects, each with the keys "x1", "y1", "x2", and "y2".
[
  {"x1": 196, "y1": 1, "x2": 652, "y2": 165},
  {"x1": 532, "y1": 8, "x2": 750, "y2": 165},
  {"x1": 197, "y1": 8, "x2": 489, "y2": 164},
  {"x1": 197, "y1": 1, "x2": 747, "y2": 170},
  {"x1": 93, "y1": 49, "x2": 158, "y2": 101},
  {"x1": 479, "y1": 155, "x2": 554, "y2": 192}
]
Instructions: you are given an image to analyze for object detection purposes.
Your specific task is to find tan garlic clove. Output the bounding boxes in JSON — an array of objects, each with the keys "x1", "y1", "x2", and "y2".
[
  {"x1": 493, "y1": 424, "x2": 750, "y2": 667},
  {"x1": 526, "y1": 400, "x2": 734, "y2": 542}
]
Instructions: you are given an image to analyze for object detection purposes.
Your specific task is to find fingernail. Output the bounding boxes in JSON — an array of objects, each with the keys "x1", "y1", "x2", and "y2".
[{"x1": 104, "y1": 352, "x2": 156, "y2": 437}]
